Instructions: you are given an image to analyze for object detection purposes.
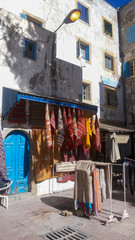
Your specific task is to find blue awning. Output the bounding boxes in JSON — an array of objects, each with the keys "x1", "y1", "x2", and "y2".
[{"x1": 2, "y1": 87, "x2": 97, "y2": 119}]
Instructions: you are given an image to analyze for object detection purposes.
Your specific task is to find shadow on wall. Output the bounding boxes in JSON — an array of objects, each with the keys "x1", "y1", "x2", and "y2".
[
  {"x1": 0, "y1": 9, "x2": 50, "y2": 94},
  {"x1": 0, "y1": 9, "x2": 82, "y2": 101}
]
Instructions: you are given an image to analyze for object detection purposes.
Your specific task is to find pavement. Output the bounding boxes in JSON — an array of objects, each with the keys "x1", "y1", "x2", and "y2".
[{"x1": 0, "y1": 185, "x2": 135, "y2": 240}]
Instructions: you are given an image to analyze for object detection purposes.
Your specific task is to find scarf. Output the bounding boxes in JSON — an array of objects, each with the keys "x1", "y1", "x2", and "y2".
[
  {"x1": 45, "y1": 103, "x2": 52, "y2": 148},
  {"x1": 57, "y1": 107, "x2": 65, "y2": 148}
]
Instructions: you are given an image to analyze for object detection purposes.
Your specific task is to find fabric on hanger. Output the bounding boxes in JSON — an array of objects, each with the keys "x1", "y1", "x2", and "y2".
[
  {"x1": 57, "y1": 107, "x2": 65, "y2": 148},
  {"x1": 99, "y1": 168, "x2": 106, "y2": 201},
  {"x1": 73, "y1": 108, "x2": 78, "y2": 138},
  {"x1": 50, "y1": 105, "x2": 56, "y2": 135},
  {"x1": 93, "y1": 168, "x2": 101, "y2": 213},
  {"x1": 83, "y1": 111, "x2": 92, "y2": 150},
  {"x1": 95, "y1": 115, "x2": 101, "y2": 153},
  {"x1": 45, "y1": 103, "x2": 52, "y2": 148},
  {"x1": 63, "y1": 107, "x2": 67, "y2": 130},
  {"x1": 90, "y1": 114, "x2": 96, "y2": 135},
  {"x1": 65, "y1": 107, "x2": 74, "y2": 149}
]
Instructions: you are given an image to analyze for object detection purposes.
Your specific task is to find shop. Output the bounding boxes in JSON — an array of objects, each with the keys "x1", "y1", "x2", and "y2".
[{"x1": 2, "y1": 87, "x2": 100, "y2": 196}]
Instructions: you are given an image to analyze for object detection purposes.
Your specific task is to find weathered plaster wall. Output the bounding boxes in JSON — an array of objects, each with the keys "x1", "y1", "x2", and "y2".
[
  {"x1": 119, "y1": 0, "x2": 135, "y2": 62},
  {"x1": 119, "y1": 0, "x2": 135, "y2": 128},
  {"x1": 0, "y1": 0, "x2": 125, "y2": 124},
  {"x1": 0, "y1": 8, "x2": 82, "y2": 112}
]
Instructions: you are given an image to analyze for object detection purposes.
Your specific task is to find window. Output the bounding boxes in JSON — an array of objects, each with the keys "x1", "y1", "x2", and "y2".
[
  {"x1": 23, "y1": 39, "x2": 37, "y2": 60},
  {"x1": 105, "y1": 87, "x2": 117, "y2": 107},
  {"x1": 82, "y1": 82, "x2": 92, "y2": 103},
  {"x1": 104, "y1": 52, "x2": 114, "y2": 72},
  {"x1": 103, "y1": 17, "x2": 113, "y2": 38},
  {"x1": 77, "y1": 1, "x2": 89, "y2": 24},
  {"x1": 20, "y1": 11, "x2": 45, "y2": 27},
  {"x1": 129, "y1": 60, "x2": 135, "y2": 76},
  {"x1": 77, "y1": 38, "x2": 90, "y2": 62},
  {"x1": 123, "y1": 59, "x2": 135, "y2": 77},
  {"x1": 126, "y1": 23, "x2": 135, "y2": 45}
]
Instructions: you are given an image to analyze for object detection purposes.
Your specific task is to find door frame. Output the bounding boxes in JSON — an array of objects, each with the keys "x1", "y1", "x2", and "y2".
[{"x1": 3, "y1": 128, "x2": 33, "y2": 193}]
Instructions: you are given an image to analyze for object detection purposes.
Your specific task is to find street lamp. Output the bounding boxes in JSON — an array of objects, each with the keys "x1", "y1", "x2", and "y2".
[{"x1": 47, "y1": 9, "x2": 81, "y2": 42}]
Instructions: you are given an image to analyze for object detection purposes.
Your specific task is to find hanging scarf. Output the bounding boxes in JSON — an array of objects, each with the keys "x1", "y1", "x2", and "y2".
[
  {"x1": 90, "y1": 114, "x2": 96, "y2": 135},
  {"x1": 57, "y1": 107, "x2": 65, "y2": 148},
  {"x1": 0, "y1": 130, "x2": 7, "y2": 180},
  {"x1": 77, "y1": 109, "x2": 86, "y2": 139},
  {"x1": 65, "y1": 107, "x2": 74, "y2": 149},
  {"x1": 75, "y1": 109, "x2": 86, "y2": 148},
  {"x1": 45, "y1": 103, "x2": 52, "y2": 148},
  {"x1": 95, "y1": 115, "x2": 101, "y2": 152},
  {"x1": 83, "y1": 112, "x2": 92, "y2": 150},
  {"x1": 73, "y1": 108, "x2": 78, "y2": 137},
  {"x1": 50, "y1": 105, "x2": 56, "y2": 135},
  {"x1": 63, "y1": 107, "x2": 67, "y2": 130}
]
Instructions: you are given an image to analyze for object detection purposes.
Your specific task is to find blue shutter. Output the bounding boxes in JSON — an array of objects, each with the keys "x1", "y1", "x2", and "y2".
[
  {"x1": 123, "y1": 62, "x2": 130, "y2": 78},
  {"x1": 82, "y1": 85, "x2": 84, "y2": 100},
  {"x1": 85, "y1": 45, "x2": 89, "y2": 61},
  {"x1": 126, "y1": 24, "x2": 135, "y2": 44},
  {"x1": 20, "y1": 13, "x2": 27, "y2": 19},
  {"x1": 77, "y1": 38, "x2": 80, "y2": 58}
]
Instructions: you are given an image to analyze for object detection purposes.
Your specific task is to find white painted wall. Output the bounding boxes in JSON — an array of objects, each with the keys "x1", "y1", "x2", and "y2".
[
  {"x1": 0, "y1": 0, "x2": 125, "y2": 196},
  {"x1": 0, "y1": 0, "x2": 124, "y2": 122},
  {"x1": 37, "y1": 178, "x2": 74, "y2": 196}
]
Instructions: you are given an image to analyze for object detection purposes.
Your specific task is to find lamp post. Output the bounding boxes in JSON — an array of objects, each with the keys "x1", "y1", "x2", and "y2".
[{"x1": 47, "y1": 9, "x2": 81, "y2": 42}]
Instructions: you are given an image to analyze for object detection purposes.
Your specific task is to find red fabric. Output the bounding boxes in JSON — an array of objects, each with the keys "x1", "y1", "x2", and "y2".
[
  {"x1": 95, "y1": 115, "x2": 101, "y2": 152},
  {"x1": 64, "y1": 108, "x2": 74, "y2": 150},
  {"x1": 75, "y1": 109, "x2": 86, "y2": 147},
  {"x1": 63, "y1": 108, "x2": 67, "y2": 130},
  {"x1": 50, "y1": 105, "x2": 56, "y2": 135}
]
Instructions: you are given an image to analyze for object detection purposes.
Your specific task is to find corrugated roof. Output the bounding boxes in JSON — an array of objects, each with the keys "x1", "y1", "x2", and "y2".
[{"x1": 99, "y1": 123, "x2": 134, "y2": 133}]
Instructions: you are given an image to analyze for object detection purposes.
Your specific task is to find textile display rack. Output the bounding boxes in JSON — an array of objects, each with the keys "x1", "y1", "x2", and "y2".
[
  {"x1": 54, "y1": 160, "x2": 130, "y2": 224},
  {"x1": 122, "y1": 157, "x2": 135, "y2": 220},
  {"x1": 74, "y1": 160, "x2": 118, "y2": 225}
]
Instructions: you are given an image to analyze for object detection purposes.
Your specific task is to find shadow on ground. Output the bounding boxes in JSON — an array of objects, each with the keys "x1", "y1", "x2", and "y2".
[{"x1": 40, "y1": 195, "x2": 75, "y2": 213}]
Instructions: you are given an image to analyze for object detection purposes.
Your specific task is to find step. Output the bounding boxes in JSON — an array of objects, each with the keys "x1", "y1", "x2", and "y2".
[{"x1": 8, "y1": 192, "x2": 33, "y2": 201}]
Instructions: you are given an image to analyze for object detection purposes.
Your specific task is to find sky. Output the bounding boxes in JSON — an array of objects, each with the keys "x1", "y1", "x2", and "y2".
[{"x1": 105, "y1": 0, "x2": 132, "y2": 9}]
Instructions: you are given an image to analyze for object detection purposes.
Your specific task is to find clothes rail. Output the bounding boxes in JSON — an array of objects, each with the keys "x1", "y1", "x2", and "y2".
[{"x1": 75, "y1": 160, "x2": 117, "y2": 225}]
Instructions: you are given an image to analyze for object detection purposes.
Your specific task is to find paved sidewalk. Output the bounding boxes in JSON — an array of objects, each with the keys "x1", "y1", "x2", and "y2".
[{"x1": 0, "y1": 188, "x2": 135, "y2": 240}]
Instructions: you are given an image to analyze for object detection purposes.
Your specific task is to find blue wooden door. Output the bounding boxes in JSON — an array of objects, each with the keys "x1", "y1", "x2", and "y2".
[{"x1": 4, "y1": 131, "x2": 29, "y2": 194}]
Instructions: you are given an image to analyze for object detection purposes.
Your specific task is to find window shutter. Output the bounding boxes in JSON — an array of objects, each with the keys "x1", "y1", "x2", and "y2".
[
  {"x1": 82, "y1": 85, "x2": 84, "y2": 100},
  {"x1": 77, "y1": 38, "x2": 80, "y2": 58},
  {"x1": 123, "y1": 62, "x2": 130, "y2": 78},
  {"x1": 85, "y1": 45, "x2": 89, "y2": 61},
  {"x1": 126, "y1": 24, "x2": 135, "y2": 44},
  {"x1": 20, "y1": 13, "x2": 27, "y2": 19}
]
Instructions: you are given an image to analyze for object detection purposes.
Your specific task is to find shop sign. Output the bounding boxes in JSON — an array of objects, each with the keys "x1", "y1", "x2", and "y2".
[{"x1": 102, "y1": 76, "x2": 119, "y2": 88}]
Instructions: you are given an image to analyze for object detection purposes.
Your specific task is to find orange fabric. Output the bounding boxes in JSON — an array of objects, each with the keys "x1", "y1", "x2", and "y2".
[
  {"x1": 90, "y1": 114, "x2": 96, "y2": 135},
  {"x1": 93, "y1": 168, "x2": 101, "y2": 212},
  {"x1": 32, "y1": 129, "x2": 60, "y2": 182},
  {"x1": 83, "y1": 112, "x2": 92, "y2": 149}
]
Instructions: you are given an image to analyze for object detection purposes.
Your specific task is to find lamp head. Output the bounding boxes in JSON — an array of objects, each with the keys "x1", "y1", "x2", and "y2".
[{"x1": 63, "y1": 9, "x2": 81, "y2": 24}]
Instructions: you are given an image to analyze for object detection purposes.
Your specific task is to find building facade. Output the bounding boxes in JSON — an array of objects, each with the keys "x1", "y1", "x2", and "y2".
[
  {"x1": 119, "y1": 0, "x2": 135, "y2": 129},
  {"x1": 0, "y1": 0, "x2": 128, "y2": 196}
]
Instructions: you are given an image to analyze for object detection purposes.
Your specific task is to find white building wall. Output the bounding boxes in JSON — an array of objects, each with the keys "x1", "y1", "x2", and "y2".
[
  {"x1": 0, "y1": 0, "x2": 125, "y2": 195},
  {"x1": 0, "y1": 0, "x2": 124, "y2": 122}
]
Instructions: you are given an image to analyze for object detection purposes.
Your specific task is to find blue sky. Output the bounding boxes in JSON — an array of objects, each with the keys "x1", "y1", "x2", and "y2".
[{"x1": 105, "y1": 0, "x2": 132, "y2": 9}]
